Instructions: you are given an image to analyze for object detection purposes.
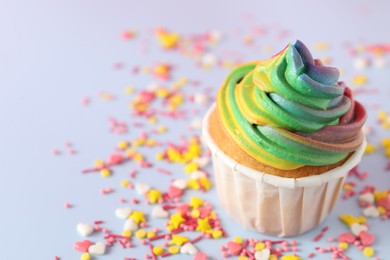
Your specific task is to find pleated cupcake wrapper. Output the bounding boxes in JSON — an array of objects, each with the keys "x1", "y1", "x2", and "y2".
[{"x1": 202, "y1": 104, "x2": 366, "y2": 237}]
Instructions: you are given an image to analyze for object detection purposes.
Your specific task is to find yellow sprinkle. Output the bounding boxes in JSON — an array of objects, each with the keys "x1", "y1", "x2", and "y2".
[
  {"x1": 130, "y1": 211, "x2": 146, "y2": 224},
  {"x1": 168, "y1": 246, "x2": 179, "y2": 254},
  {"x1": 190, "y1": 197, "x2": 204, "y2": 209},
  {"x1": 100, "y1": 168, "x2": 111, "y2": 178},
  {"x1": 199, "y1": 177, "x2": 212, "y2": 190},
  {"x1": 155, "y1": 153, "x2": 164, "y2": 160},
  {"x1": 167, "y1": 148, "x2": 183, "y2": 162},
  {"x1": 156, "y1": 88, "x2": 170, "y2": 98},
  {"x1": 282, "y1": 255, "x2": 301, "y2": 260},
  {"x1": 169, "y1": 212, "x2": 186, "y2": 229},
  {"x1": 117, "y1": 141, "x2": 129, "y2": 150},
  {"x1": 196, "y1": 218, "x2": 211, "y2": 233},
  {"x1": 211, "y1": 230, "x2": 222, "y2": 239},
  {"x1": 148, "y1": 117, "x2": 157, "y2": 124},
  {"x1": 133, "y1": 153, "x2": 144, "y2": 161},
  {"x1": 123, "y1": 86, "x2": 134, "y2": 94},
  {"x1": 351, "y1": 74, "x2": 368, "y2": 86},
  {"x1": 153, "y1": 246, "x2": 164, "y2": 256},
  {"x1": 157, "y1": 32, "x2": 180, "y2": 49},
  {"x1": 147, "y1": 230, "x2": 156, "y2": 238},
  {"x1": 157, "y1": 126, "x2": 166, "y2": 133},
  {"x1": 170, "y1": 235, "x2": 189, "y2": 246},
  {"x1": 384, "y1": 148, "x2": 390, "y2": 157},
  {"x1": 120, "y1": 179, "x2": 129, "y2": 188},
  {"x1": 364, "y1": 144, "x2": 377, "y2": 154},
  {"x1": 185, "y1": 162, "x2": 199, "y2": 173},
  {"x1": 378, "y1": 111, "x2": 388, "y2": 122},
  {"x1": 374, "y1": 191, "x2": 389, "y2": 202},
  {"x1": 121, "y1": 230, "x2": 132, "y2": 238},
  {"x1": 233, "y1": 236, "x2": 243, "y2": 244},
  {"x1": 81, "y1": 252, "x2": 91, "y2": 260},
  {"x1": 343, "y1": 184, "x2": 354, "y2": 191},
  {"x1": 146, "y1": 139, "x2": 156, "y2": 147},
  {"x1": 383, "y1": 138, "x2": 390, "y2": 147},
  {"x1": 339, "y1": 214, "x2": 366, "y2": 227},
  {"x1": 314, "y1": 42, "x2": 330, "y2": 51},
  {"x1": 147, "y1": 189, "x2": 162, "y2": 204},
  {"x1": 191, "y1": 209, "x2": 200, "y2": 218},
  {"x1": 238, "y1": 257, "x2": 248, "y2": 260},
  {"x1": 255, "y1": 242, "x2": 266, "y2": 251},
  {"x1": 378, "y1": 206, "x2": 386, "y2": 215},
  {"x1": 363, "y1": 247, "x2": 375, "y2": 257},
  {"x1": 269, "y1": 255, "x2": 278, "y2": 260},
  {"x1": 133, "y1": 139, "x2": 145, "y2": 147},
  {"x1": 187, "y1": 179, "x2": 200, "y2": 190},
  {"x1": 126, "y1": 149, "x2": 136, "y2": 157},
  {"x1": 94, "y1": 159, "x2": 105, "y2": 167},
  {"x1": 339, "y1": 242, "x2": 349, "y2": 250},
  {"x1": 135, "y1": 229, "x2": 146, "y2": 239}
]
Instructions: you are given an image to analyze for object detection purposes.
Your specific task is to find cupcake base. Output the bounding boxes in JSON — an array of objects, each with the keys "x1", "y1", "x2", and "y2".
[{"x1": 203, "y1": 104, "x2": 366, "y2": 237}]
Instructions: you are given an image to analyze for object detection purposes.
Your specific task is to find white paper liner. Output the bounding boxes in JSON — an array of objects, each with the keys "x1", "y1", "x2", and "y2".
[{"x1": 202, "y1": 104, "x2": 366, "y2": 237}]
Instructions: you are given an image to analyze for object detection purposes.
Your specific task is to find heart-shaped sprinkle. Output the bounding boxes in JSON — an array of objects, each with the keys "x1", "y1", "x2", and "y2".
[
  {"x1": 124, "y1": 218, "x2": 138, "y2": 231},
  {"x1": 77, "y1": 223, "x2": 94, "y2": 237},
  {"x1": 351, "y1": 222, "x2": 368, "y2": 236},
  {"x1": 363, "y1": 206, "x2": 380, "y2": 218},
  {"x1": 168, "y1": 185, "x2": 184, "y2": 198},
  {"x1": 115, "y1": 208, "x2": 132, "y2": 219},
  {"x1": 180, "y1": 242, "x2": 198, "y2": 255},
  {"x1": 227, "y1": 241, "x2": 243, "y2": 256},
  {"x1": 359, "y1": 193, "x2": 375, "y2": 204},
  {"x1": 194, "y1": 157, "x2": 210, "y2": 168},
  {"x1": 338, "y1": 232, "x2": 356, "y2": 243},
  {"x1": 74, "y1": 240, "x2": 92, "y2": 252},
  {"x1": 359, "y1": 230, "x2": 375, "y2": 246},
  {"x1": 194, "y1": 252, "x2": 208, "y2": 260},
  {"x1": 152, "y1": 206, "x2": 169, "y2": 218},
  {"x1": 377, "y1": 197, "x2": 390, "y2": 211},
  {"x1": 135, "y1": 183, "x2": 150, "y2": 195},
  {"x1": 190, "y1": 170, "x2": 206, "y2": 180},
  {"x1": 172, "y1": 179, "x2": 188, "y2": 190},
  {"x1": 88, "y1": 241, "x2": 106, "y2": 255},
  {"x1": 254, "y1": 248, "x2": 271, "y2": 260}
]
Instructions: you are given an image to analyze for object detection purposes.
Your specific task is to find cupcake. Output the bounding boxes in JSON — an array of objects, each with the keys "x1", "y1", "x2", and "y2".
[{"x1": 202, "y1": 40, "x2": 367, "y2": 237}]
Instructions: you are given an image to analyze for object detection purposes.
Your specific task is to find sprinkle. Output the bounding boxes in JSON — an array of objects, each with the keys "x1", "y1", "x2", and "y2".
[
  {"x1": 80, "y1": 253, "x2": 91, "y2": 260},
  {"x1": 363, "y1": 247, "x2": 375, "y2": 257},
  {"x1": 152, "y1": 246, "x2": 164, "y2": 256},
  {"x1": 130, "y1": 211, "x2": 146, "y2": 224},
  {"x1": 168, "y1": 246, "x2": 179, "y2": 254},
  {"x1": 170, "y1": 235, "x2": 189, "y2": 246},
  {"x1": 190, "y1": 197, "x2": 204, "y2": 209}
]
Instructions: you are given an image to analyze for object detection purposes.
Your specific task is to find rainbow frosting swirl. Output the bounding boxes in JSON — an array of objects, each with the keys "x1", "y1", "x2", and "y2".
[{"x1": 217, "y1": 40, "x2": 366, "y2": 170}]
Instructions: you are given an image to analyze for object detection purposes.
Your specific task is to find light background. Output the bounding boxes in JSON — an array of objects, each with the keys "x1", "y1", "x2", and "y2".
[{"x1": 1, "y1": 0, "x2": 390, "y2": 259}]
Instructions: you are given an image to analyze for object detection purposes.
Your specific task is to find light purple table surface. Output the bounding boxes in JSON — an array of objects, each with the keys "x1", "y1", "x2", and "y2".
[{"x1": 1, "y1": 0, "x2": 390, "y2": 259}]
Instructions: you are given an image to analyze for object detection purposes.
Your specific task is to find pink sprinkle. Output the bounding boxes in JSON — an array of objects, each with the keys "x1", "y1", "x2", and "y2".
[
  {"x1": 290, "y1": 240, "x2": 297, "y2": 246},
  {"x1": 313, "y1": 232, "x2": 324, "y2": 242},
  {"x1": 64, "y1": 202, "x2": 72, "y2": 208},
  {"x1": 119, "y1": 197, "x2": 127, "y2": 203},
  {"x1": 55, "y1": 257, "x2": 60, "y2": 260},
  {"x1": 308, "y1": 252, "x2": 315, "y2": 258},
  {"x1": 81, "y1": 96, "x2": 90, "y2": 106},
  {"x1": 52, "y1": 149, "x2": 61, "y2": 155},
  {"x1": 94, "y1": 220, "x2": 104, "y2": 225}
]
